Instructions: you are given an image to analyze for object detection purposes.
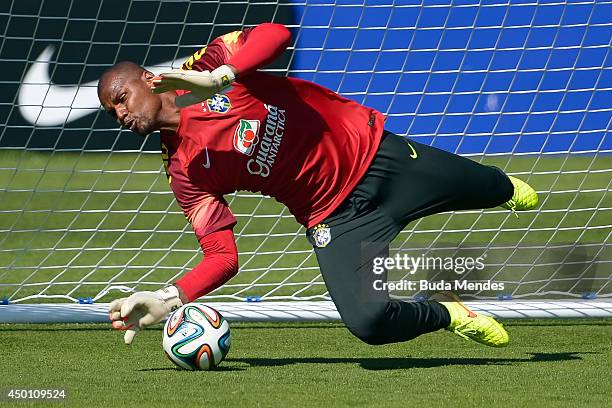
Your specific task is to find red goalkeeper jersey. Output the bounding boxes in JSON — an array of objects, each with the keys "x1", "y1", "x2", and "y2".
[{"x1": 160, "y1": 26, "x2": 385, "y2": 241}]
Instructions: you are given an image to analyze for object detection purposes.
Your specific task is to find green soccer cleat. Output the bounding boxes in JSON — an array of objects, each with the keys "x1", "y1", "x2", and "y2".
[
  {"x1": 432, "y1": 292, "x2": 509, "y2": 347},
  {"x1": 500, "y1": 176, "x2": 539, "y2": 213}
]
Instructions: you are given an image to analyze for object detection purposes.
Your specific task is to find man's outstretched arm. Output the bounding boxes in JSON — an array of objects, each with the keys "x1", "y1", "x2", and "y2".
[
  {"x1": 109, "y1": 183, "x2": 238, "y2": 345},
  {"x1": 150, "y1": 23, "x2": 291, "y2": 106}
]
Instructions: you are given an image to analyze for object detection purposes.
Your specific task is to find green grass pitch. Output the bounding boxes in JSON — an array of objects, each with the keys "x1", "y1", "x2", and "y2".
[{"x1": 0, "y1": 320, "x2": 611, "y2": 407}]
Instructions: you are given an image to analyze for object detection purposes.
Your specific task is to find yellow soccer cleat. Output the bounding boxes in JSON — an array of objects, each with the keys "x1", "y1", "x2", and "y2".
[
  {"x1": 500, "y1": 175, "x2": 539, "y2": 212},
  {"x1": 432, "y1": 292, "x2": 509, "y2": 348}
]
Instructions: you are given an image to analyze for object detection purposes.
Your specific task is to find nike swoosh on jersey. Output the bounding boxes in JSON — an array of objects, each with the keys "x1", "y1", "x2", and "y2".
[
  {"x1": 18, "y1": 45, "x2": 188, "y2": 126},
  {"x1": 202, "y1": 147, "x2": 211, "y2": 168}
]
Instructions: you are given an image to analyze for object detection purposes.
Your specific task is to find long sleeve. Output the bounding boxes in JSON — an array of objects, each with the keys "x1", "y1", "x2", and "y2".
[
  {"x1": 175, "y1": 226, "x2": 238, "y2": 302},
  {"x1": 161, "y1": 139, "x2": 239, "y2": 302},
  {"x1": 183, "y1": 23, "x2": 291, "y2": 77},
  {"x1": 227, "y1": 23, "x2": 291, "y2": 76}
]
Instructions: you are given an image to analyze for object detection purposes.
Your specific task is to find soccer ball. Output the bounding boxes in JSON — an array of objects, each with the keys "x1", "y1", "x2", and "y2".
[{"x1": 162, "y1": 303, "x2": 231, "y2": 371}]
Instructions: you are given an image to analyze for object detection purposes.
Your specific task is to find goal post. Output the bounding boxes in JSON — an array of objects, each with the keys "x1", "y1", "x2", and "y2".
[{"x1": 1, "y1": 0, "x2": 610, "y2": 323}]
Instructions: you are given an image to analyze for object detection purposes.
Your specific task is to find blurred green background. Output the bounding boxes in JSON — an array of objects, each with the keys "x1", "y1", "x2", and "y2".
[{"x1": 0, "y1": 150, "x2": 610, "y2": 303}]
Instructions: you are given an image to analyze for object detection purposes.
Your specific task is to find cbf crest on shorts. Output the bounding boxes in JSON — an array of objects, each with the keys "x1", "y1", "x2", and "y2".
[{"x1": 309, "y1": 224, "x2": 331, "y2": 248}]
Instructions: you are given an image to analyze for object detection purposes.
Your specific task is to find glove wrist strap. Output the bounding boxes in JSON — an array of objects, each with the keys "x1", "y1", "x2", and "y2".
[
  {"x1": 212, "y1": 65, "x2": 236, "y2": 90},
  {"x1": 155, "y1": 286, "x2": 183, "y2": 312}
]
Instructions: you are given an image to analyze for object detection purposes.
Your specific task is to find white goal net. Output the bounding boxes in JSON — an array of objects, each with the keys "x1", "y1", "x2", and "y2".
[{"x1": 0, "y1": 0, "x2": 610, "y2": 322}]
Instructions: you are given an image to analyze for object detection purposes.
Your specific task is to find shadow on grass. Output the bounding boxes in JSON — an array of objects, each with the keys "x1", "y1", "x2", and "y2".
[
  {"x1": 225, "y1": 352, "x2": 590, "y2": 370},
  {"x1": 138, "y1": 366, "x2": 245, "y2": 372}
]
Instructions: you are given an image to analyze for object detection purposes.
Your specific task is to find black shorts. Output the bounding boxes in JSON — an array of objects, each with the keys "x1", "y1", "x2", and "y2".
[{"x1": 305, "y1": 130, "x2": 513, "y2": 344}]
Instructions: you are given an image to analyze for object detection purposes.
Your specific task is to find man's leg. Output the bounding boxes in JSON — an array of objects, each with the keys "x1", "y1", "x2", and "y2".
[
  {"x1": 308, "y1": 130, "x2": 516, "y2": 346},
  {"x1": 356, "y1": 131, "x2": 513, "y2": 347},
  {"x1": 359, "y1": 131, "x2": 515, "y2": 224},
  {"x1": 309, "y1": 198, "x2": 450, "y2": 345}
]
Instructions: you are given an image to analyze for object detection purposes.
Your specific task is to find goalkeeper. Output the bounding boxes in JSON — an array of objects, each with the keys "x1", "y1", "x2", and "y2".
[{"x1": 98, "y1": 23, "x2": 538, "y2": 347}]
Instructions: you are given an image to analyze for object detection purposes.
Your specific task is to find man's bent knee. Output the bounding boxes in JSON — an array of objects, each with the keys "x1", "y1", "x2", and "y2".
[
  {"x1": 342, "y1": 307, "x2": 392, "y2": 345},
  {"x1": 339, "y1": 299, "x2": 445, "y2": 345},
  {"x1": 346, "y1": 324, "x2": 388, "y2": 345}
]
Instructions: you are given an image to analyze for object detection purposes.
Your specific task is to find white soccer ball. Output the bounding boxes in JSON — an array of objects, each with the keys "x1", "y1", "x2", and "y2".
[{"x1": 162, "y1": 303, "x2": 231, "y2": 371}]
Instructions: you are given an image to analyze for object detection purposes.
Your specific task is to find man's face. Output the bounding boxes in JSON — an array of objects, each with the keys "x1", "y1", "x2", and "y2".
[{"x1": 98, "y1": 70, "x2": 161, "y2": 136}]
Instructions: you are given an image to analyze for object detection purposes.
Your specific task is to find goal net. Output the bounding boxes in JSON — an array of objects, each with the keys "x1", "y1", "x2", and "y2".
[{"x1": 1, "y1": 0, "x2": 610, "y2": 322}]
